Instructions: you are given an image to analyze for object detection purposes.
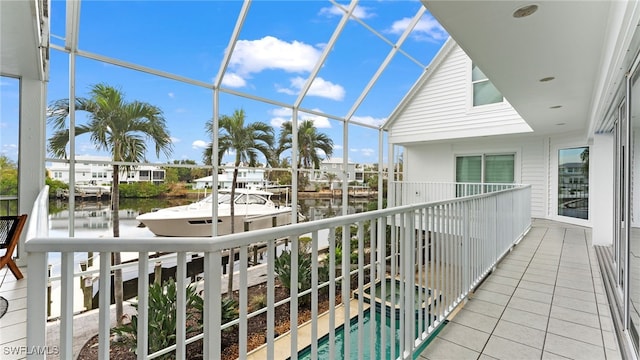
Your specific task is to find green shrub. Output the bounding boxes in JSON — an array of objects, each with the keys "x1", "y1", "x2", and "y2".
[
  {"x1": 113, "y1": 278, "x2": 239, "y2": 357},
  {"x1": 249, "y1": 294, "x2": 267, "y2": 312},
  {"x1": 113, "y1": 278, "x2": 201, "y2": 357},
  {"x1": 45, "y1": 177, "x2": 68, "y2": 196},
  {"x1": 221, "y1": 296, "x2": 239, "y2": 325}
]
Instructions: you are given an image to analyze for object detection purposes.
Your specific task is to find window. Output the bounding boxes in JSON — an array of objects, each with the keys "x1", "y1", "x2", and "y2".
[
  {"x1": 472, "y1": 63, "x2": 504, "y2": 106},
  {"x1": 456, "y1": 154, "x2": 515, "y2": 184},
  {"x1": 456, "y1": 153, "x2": 515, "y2": 196}
]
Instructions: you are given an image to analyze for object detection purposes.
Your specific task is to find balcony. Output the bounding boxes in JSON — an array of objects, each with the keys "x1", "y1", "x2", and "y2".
[{"x1": 0, "y1": 183, "x2": 621, "y2": 359}]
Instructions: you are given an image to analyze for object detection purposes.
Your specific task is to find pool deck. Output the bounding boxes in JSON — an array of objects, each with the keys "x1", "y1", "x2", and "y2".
[{"x1": 418, "y1": 219, "x2": 622, "y2": 360}]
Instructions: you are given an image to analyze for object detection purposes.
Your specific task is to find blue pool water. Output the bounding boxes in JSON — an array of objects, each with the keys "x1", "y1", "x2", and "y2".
[{"x1": 296, "y1": 309, "x2": 445, "y2": 360}]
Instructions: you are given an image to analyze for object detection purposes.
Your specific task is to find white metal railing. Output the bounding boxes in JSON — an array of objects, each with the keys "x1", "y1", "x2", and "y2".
[
  {"x1": 389, "y1": 181, "x2": 522, "y2": 208},
  {"x1": 25, "y1": 184, "x2": 531, "y2": 360}
]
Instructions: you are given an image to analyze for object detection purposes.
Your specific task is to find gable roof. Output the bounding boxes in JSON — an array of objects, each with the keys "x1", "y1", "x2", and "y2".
[{"x1": 382, "y1": 37, "x2": 457, "y2": 130}]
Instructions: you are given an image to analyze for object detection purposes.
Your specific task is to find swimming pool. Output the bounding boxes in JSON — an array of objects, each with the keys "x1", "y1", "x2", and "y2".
[{"x1": 296, "y1": 308, "x2": 445, "y2": 360}]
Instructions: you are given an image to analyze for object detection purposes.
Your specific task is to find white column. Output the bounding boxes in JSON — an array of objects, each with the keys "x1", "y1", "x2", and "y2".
[
  {"x1": 18, "y1": 78, "x2": 46, "y2": 263},
  {"x1": 591, "y1": 133, "x2": 615, "y2": 246}
]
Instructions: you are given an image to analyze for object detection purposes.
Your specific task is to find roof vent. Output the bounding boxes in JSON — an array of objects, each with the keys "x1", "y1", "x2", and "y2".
[{"x1": 513, "y1": 4, "x2": 538, "y2": 18}]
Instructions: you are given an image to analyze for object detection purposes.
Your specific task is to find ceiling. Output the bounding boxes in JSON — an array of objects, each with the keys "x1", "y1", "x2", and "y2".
[
  {"x1": 423, "y1": 1, "x2": 614, "y2": 136},
  {"x1": 0, "y1": 0, "x2": 46, "y2": 81}
]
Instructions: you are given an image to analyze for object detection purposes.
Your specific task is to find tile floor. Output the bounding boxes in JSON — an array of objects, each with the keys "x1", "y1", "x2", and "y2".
[{"x1": 419, "y1": 219, "x2": 622, "y2": 360}]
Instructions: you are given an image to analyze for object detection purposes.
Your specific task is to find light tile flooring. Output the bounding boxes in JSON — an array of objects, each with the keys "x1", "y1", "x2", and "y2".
[{"x1": 419, "y1": 219, "x2": 622, "y2": 360}]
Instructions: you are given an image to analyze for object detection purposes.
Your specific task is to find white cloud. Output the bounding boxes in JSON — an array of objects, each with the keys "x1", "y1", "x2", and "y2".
[
  {"x1": 349, "y1": 147, "x2": 375, "y2": 157},
  {"x1": 388, "y1": 14, "x2": 448, "y2": 42},
  {"x1": 350, "y1": 115, "x2": 386, "y2": 127},
  {"x1": 2, "y1": 143, "x2": 17, "y2": 153},
  {"x1": 168, "y1": 92, "x2": 175, "y2": 99},
  {"x1": 0, "y1": 122, "x2": 7, "y2": 128},
  {"x1": 229, "y1": 36, "x2": 322, "y2": 76},
  {"x1": 170, "y1": 137, "x2": 181, "y2": 144},
  {"x1": 175, "y1": 108, "x2": 188, "y2": 114},
  {"x1": 269, "y1": 107, "x2": 332, "y2": 129},
  {"x1": 221, "y1": 72, "x2": 247, "y2": 88},
  {"x1": 334, "y1": 144, "x2": 343, "y2": 150},
  {"x1": 192, "y1": 140, "x2": 208, "y2": 149},
  {"x1": 319, "y1": 5, "x2": 375, "y2": 19},
  {"x1": 361, "y1": 148, "x2": 375, "y2": 157},
  {"x1": 277, "y1": 76, "x2": 345, "y2": 101}
]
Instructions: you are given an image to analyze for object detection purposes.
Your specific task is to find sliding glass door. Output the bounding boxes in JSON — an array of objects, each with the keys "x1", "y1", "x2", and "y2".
[{"x1": 629, "y1": 60, "x2": 640, "y2": 352}]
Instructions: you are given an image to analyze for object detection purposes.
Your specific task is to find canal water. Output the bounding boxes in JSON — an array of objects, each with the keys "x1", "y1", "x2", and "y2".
[{"x1": 44, "y1": 196, "x2": 376, "y2": 317}]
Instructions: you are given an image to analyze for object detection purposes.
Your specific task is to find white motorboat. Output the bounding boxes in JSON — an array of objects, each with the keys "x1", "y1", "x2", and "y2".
[{"x1": 136, "y1": 188, "x2": 302, "y2": 237}]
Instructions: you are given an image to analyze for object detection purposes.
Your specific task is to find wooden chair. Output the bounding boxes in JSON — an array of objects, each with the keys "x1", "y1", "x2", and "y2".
[{"x1": 0, "y1": 214, "x2": 27, "y2": 280}]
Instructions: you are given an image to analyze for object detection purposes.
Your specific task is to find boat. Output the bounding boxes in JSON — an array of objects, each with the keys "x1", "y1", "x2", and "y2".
[{"x1": 136, "y1": 188, "x2": 303, "y2": 237}]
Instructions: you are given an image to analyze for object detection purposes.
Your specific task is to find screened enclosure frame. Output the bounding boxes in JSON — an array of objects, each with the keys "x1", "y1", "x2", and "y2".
[{"x1": 49, "y1": 0, "x2": 429, "y2": 231}]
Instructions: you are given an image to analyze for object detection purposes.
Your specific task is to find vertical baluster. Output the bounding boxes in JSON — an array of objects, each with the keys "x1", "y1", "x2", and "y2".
[
  {"x1": 290, "y1": 236, "x2": 299, "y2": 360},
  {"x1": 267, "y1": 240, "x2": 275, "y2": 359},
  {"x1": 379, "y1": 218, "x2": 387, "y2": 360},
  {"x1": 311, "y1": 230, "x2": 319, "y2": 360},
  {"x1": 204, "y1": 251, "x2": 222, "y2": 359},
  {"x1": 176, "y1": 252, "x2": 187, "y2": 359},
  {"x1": 357, "y1": 221, "x2": 365, "y2": 360},
  {"x1": 417, "y1": 208, "x2": 424, "y2": 338},
  {"x1": 98, "y1": 252, "x2": 111, "y2": 360},
  {"x1": 329, "y1": 227, "x2": 336, "y2": 360},
  {"x1": 369, "y1": 218, "x2": 377, "y2": 359},
  {"x1": 239, "y1": 245, "x2": 248, "y2": 358},
  {"x1": 389, "y1": 215, "x2": 396, "y2": 360},
  {"x1": 341, "y1": 225, "x2": 350, "y2": 360},
  {"x1": 60, "y1": 252, "x2": 74, "y2": 359},
  {"x1": 137, "y1": 253, "x2": 149, "y2": 360}
]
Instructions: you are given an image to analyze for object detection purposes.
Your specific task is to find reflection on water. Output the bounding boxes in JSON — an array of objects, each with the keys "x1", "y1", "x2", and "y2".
[{"x1": 45, "y1": 196, "x2": 376, "y2": 317}]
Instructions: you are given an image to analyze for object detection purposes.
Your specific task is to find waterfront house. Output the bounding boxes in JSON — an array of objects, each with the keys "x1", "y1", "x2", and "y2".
[
  {"x1": 48, "y1": 155, "x2": 166, "y2": 186},
  {"x1": 193, "y1": 166, "x2": 267, "y2": 190}
]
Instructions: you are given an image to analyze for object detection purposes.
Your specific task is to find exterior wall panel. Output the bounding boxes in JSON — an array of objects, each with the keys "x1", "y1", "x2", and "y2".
[
  {"x1": 389, "y1": 46, "x2": 531, "y2": 144},
  {"x1": 404, "y1": 135, "x2": 547, "y2": 218}
]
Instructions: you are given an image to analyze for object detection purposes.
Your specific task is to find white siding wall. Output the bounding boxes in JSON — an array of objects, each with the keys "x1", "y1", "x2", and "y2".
[
  {"x1": 405, "y1": 135, "x2": 547, "y2": 218},
  {"x1": 389, "y1": 45, "x2": 532, "y2": 144}
]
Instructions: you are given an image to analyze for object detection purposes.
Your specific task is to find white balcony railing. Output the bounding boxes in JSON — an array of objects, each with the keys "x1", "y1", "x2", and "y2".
[
  {"x1": 25, "y1": 183, "x2": 531, "y2": 360},
  {"x1": 389, "y1": 181, "x2": 522, "y2": 208}
]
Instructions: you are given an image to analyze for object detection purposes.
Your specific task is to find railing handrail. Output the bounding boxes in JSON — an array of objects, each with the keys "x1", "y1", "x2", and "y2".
[{"x1": 25, "y1": 184, "x2": 531, "y2": 254}]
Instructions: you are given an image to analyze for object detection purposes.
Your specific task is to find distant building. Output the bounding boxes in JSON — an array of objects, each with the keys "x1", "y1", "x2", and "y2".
[
  {"x1": 48, "y1": 155, "x2": 166, "y2": 185},
  {"x1": 310, "y1": 158, "x2": 364, "y2": 186},
  {"x1": 193, "y1": 167, "x2": 266, "y2": 190}
]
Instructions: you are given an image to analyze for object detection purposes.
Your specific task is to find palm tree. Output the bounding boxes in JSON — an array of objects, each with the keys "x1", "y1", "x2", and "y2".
[
  {"x1": 204, "y1": 109, "x2": 274, "y2": 297},
  {"x1": 277, "y1": 120, "x2": 334, "y2": 169},
  {"x1": 47, "y1": 83, "x2": 173, "y2": 325}
]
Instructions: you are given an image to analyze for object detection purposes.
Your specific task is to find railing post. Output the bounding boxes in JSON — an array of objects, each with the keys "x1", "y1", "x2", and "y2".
[
  {"x1": 60, "y1": 252, "x2": 74, "y2": 359},
  {"x1": 26, "y1": 252, "x2": 48, "y2": 360}
]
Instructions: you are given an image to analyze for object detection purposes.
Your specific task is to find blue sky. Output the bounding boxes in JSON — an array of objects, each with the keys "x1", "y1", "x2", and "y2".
[{"x1": 1, "y1": 0, "x2": 448, "y2": 166}]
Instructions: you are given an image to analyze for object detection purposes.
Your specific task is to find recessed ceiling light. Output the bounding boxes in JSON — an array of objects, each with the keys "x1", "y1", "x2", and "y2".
[
  {"x1": 539, "y1": 76, "x2": 555, "y2": 82},
  {"x1": 550, "y1": 105, "x2": 562, "y2": 109},
  {"x1": 513, "y1": 4, "x2": 538, "y2": 18}
]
